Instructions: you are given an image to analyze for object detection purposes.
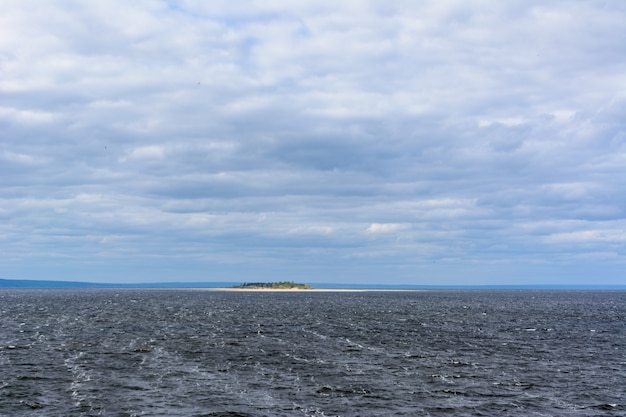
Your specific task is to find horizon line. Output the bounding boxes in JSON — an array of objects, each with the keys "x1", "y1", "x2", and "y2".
[{"x1": 1, "y1": 278, "x2": 624, "y2": 290}]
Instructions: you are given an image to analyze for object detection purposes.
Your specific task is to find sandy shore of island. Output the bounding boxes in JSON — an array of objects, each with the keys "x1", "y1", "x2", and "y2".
[{"x1": 182, "y1": 288, "x2": 424, "y2": 292}]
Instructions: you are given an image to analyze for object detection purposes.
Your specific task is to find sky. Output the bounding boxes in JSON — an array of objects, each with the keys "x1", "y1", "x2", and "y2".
[{"x1": 1, "y1": 1, "x2": 625, "y2": 285}]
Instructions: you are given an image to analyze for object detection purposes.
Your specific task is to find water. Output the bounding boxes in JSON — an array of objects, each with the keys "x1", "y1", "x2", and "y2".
[{"x1": 0, "y1": 289, "x2": 624, "y2": 416}]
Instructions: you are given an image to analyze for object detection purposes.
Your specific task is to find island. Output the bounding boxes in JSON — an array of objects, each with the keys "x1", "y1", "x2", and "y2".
[{"x1": 232, "y1": 281, "x2": 313, "y2": 290}]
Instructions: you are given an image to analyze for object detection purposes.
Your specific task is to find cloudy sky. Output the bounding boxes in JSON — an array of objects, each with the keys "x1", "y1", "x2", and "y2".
[{"x1": 1, "y1": 1, "x2": 624, "y2": 285}]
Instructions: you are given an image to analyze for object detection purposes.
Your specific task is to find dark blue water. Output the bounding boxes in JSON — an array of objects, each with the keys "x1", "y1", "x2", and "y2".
[{"x1": 0, "y1": 290, "x2": 624, "y2": 416}]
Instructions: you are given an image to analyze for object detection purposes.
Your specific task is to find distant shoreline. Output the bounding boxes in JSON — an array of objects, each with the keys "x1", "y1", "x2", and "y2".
[{"x1": 1, "y1": 279, "x2": 624, "y2": 291}]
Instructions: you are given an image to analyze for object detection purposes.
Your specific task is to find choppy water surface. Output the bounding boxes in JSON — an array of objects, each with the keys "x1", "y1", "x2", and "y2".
[{"x1": 0, "y1": 290, "x2": 624, "y2": 416}]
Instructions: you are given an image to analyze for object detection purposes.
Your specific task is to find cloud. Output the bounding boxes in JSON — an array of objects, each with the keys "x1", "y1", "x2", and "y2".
[
  {"x1": 0, "y1": 0, "x2": 624, "y2": 284},
  {"x1": 120, "y1": 146, "x2": 166, "y2": 162},
  {"x1": 545, "y1": 230, "x2": 626, "y2": 245},
  {"x1": 366, "y1": 223, "x2": 409, "y2": 234}
]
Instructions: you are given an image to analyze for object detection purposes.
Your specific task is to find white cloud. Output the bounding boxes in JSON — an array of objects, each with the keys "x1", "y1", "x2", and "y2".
[
  {"x1": 120, "y1": 146, "x2": 166, "y2": 161},
  {"x1": 478, "y1": 117, "x2": 527, "y2": 128},
  {"x1": 289, "y1": 225, "x2": 335, "y2": 235},
  {"x1": 366, "y1": 223, "x2": 409, "y2": 234},
  {"x1": 0, "y1": 106, "x2": 56, "y2": 124},
  {"x1": 545, "y1": 230, "x2": 626, "y2": 244},
  {"x1": 0, "y1": 151, "x2": 42, "y2": 165}
]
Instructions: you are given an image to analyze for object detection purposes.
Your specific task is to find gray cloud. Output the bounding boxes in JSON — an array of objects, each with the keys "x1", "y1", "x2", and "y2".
[{"x1": 1, "y1": 0, "x2": 624, "y2": 284}]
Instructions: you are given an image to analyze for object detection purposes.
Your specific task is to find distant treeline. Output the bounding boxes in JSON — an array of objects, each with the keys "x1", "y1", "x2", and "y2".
[{"x1": 233, "y1": 281, "x2": 312, "y2": 289}]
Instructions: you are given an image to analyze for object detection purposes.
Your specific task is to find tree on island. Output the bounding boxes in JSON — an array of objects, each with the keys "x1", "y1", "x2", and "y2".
[{"x1": 233, "y1": 281, "x2": 312, "y2": 289}]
